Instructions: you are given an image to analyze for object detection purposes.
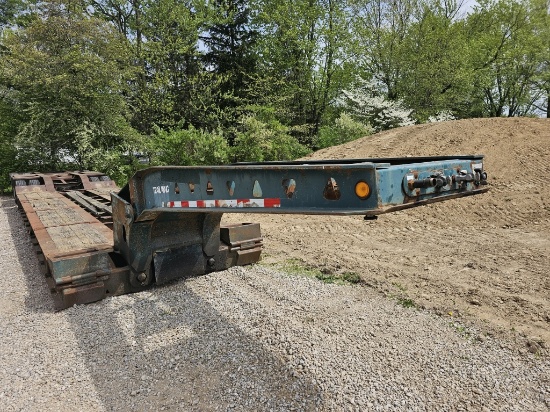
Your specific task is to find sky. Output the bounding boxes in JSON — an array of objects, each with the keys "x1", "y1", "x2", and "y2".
[{"x1": 462, "y1": 0, "x2": 479, "y2": 14}]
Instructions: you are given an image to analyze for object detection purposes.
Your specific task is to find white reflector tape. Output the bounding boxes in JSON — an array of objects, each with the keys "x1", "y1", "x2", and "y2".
[
  {"x1": 166, "y1": 198, "x2": 281, "y2": 208},
  {"x1": 216, "y1": 199, "x2": 238, "y2": 207}
]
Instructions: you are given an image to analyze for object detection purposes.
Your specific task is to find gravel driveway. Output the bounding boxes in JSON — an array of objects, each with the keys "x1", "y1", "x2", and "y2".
[{"x1": 1, "y1": 196, "x2": 548, "y2": 411}]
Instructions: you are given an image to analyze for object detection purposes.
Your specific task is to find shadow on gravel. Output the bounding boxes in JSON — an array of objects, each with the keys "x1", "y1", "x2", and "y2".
[
  {"x1": 2, "y1": 196, "x2": 322, "y2": 410},
  {"x1": 65, "y1": 286, "x2": 324, "y2": 411},
  {"x1": 2, "y1": 197, "x2": 55, "y2": 313}
]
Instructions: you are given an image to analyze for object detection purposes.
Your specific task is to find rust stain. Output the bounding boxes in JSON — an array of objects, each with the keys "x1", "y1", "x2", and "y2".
[
  {"x1": 323, "y1": 178, "x2": 341, "y2": 200},
  {"x1": 282, "y1": 178, "x2": 296, "y2": 199}
]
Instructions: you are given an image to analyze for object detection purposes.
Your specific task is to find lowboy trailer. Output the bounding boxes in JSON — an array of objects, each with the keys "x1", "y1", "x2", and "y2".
[{"x1": 10, "y1": 156, "x2": 488, "y2": 310}]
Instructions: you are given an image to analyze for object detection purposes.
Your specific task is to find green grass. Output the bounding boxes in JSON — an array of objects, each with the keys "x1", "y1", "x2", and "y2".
[
  {"x1": 263, "y1": 259, "x2": 422, "y2": 309},
  {"x1": 264, "y1": 258, "x2": 362, "y2": 286},
  {"x1": 451, "y1": 322, "x2": 473, "y2": 340},
  {"x1": 315, "y1": 271, "x2": 362, "y2": 285},
  {"x1": 386, "y1": 282, "x2": 417, "y2": 309},
  {"x1": 396, "y1": 297, "x2": 417, "y2": 308}
]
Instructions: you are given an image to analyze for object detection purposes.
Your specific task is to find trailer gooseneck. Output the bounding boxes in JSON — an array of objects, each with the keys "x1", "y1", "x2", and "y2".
[{"x1": 11, "y1": 156, "x2": 488, "y2": 309}]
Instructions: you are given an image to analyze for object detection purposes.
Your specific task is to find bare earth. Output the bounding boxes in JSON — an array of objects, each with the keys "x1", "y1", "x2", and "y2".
[{"x1": 226, "y1": 117, "x2": 550, "y2": 347}]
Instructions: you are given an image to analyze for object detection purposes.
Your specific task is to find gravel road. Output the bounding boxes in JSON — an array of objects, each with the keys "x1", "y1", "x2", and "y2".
[{"x1": 1, "y1": 196, "x2": 548, "y2": 411}]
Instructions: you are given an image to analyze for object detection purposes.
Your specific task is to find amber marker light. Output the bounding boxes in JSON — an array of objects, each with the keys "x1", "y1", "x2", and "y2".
[{"x1": 355, "y1": 181, "x2": 370, "y2": 199}]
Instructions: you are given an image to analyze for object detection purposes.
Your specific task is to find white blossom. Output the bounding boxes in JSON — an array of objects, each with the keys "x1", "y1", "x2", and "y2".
[
  {"x1": 337, "y1": 78, "x2": 415, "y2": 131},
  {"x1": 427, "y1": 110, "x2": 456, "y2": 123}
]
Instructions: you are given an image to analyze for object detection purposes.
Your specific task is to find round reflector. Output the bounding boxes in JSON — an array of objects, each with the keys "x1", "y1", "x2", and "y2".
[{"x1": 355, "y1": 181, "x2": 370, "y2": 199}]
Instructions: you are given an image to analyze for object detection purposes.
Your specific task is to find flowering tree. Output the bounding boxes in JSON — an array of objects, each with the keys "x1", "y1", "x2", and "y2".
[
  {"x1": 338, "y1": 78, "x2": 415, "y2": 131},
  {"x1": 427, "y1": 110, "x2": 457, "y2": 123}
]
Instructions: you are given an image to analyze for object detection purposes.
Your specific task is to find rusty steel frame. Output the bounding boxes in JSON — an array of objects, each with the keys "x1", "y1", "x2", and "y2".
[{"x1": 10, "y1": 171, "x2": 265, "y2": 309}]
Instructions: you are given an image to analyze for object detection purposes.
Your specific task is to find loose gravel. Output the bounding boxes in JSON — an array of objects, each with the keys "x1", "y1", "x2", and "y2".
[{"x1": 1, "y1": 196, "x2": 548, "y2": 411}]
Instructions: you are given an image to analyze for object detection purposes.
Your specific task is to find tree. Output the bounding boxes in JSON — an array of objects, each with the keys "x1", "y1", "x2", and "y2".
[
  {"x1": 136, "y1": 0, "x2": 215, "y2": 132},
  {"x1": 530, "y1": 0, "x2": 550, "y2": 117},
  {"x1": 232, "y1": 114, "x2": 310, "y2": 162},
  {"x1": 148, "y1": 126, "x2": 230, "y2": 166},
  {"x1": 349, "y1": 0, "x2": 418, "y2": 101},
  {"x1": 338, "y1": 77, "x2": 415, "y2": 131},
  {"x1": 349, "y1": 0, "x2": 477, "y2": 121},
  {"x1": 467, "y1": 0, "x2": 546, "y2": 116},
  {"x1": 317, "y1": 112, "x2": 373, "y2": 149},
  {"x1": 201, "y1": 0, "x2": 258, "y2": 129},
  {"x1": 254, "y1": 0, "x2": 351, "y2": 143},
  {"x1": 0, "y1": 2, "x2": 139, "y2": 176},
  {"x1": 399, "y1": 4, "x2": 474, "y2": 120},
  {"x1": 0, "y1": 85, "x2": 24, "y2": 191},
  {"x1": 0, "y1": 0, "x2": 26, "y2": 28}
]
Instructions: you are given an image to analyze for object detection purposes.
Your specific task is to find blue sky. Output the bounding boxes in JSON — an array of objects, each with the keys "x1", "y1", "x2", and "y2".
[{"x1": 462, "y1": 0, "x2": 478, "y2": 13}]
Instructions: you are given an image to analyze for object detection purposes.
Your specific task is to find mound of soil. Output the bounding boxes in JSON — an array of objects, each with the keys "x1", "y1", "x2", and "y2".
[
  {"x1": 311, "y1": 117, "x2": 550, "y2": 229},
  {"x1": 226, "y1": 117, "x2": 550, "y2": 347}
]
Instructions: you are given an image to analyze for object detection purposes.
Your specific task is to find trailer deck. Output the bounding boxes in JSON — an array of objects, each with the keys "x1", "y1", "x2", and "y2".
[{"x1": 11, "y1": 173, "x2": 132, "y2": 307}]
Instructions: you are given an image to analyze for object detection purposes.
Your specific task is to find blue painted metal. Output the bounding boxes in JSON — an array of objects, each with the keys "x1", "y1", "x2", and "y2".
[
  {"x1": 373, "y1": 157, "x2": 487, "y2": 214},
  {"x1": 118, "y1": 156, "x2": 487, "y2": 219}
]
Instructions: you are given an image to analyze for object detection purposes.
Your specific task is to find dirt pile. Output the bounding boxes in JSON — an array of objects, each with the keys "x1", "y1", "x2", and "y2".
[
  {"x1": 226, "y1": 117, "x2": 550, "y2": 348},
  {"x1": 311, "y1": 117, "x2": 550, "y2": 229}
]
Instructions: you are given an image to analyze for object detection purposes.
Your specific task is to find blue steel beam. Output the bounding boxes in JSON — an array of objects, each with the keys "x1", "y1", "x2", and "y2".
[{"x1": 117, "y1": 156, "x2": 487, "y2": 220}]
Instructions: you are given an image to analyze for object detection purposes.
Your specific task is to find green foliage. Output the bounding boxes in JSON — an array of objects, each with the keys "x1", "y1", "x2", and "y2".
[
  {"x1": 532, "y1": 0, "x2": 550, "y2": 117},
  {"x1": 232, "y1": 114, "x2": 310, "y2": 162},
  {"x1": 0, "y1": 85, "x2": 24, "y2": 191},
  {"x1": 203, "y1": 0, "x2": 257, "y2": 97},
  {"x1": 254, "y1": 0, "x2": 352, "y2": 142},
  {"x1": 338, "y1": 77, "x2": 416, "y2": 131},
  {"x1": 317, "y1": 112, "x2": 373, "y2": 149},
  {"x1": 400, "y1": 6, "x2": 475, "y2": 121},
  {"x1": 397, "y1": 297, "x2": 417, "y2": 309},
  {"x1": 0, "y1": 3, "x2": 139, "y2": 180},
  {"x1": 267, "y1": 258, "x2": 362, "y2": 285},
  {"x1": 427, "y1": 110, "x2": 457, "y2": 123},
  {"x1": 131, "y1": 0, "x2": 213, "y2": 133},
  {"x1": 388, "y1": 281, "x2": 417, "y2": 308},
  {"x1": 267, "y1": 258, "x2": 324, "y2": 279},
  {"x1": 0, "y1": 0, "x2": 25, "y2": 28},
  {"x1": 149, "y1": 126, "x2": 230, "y2": 166},
  {"x1": 0, "y1": 143, "x2": 19, "y2": 192},
  {"x1": 467, "y1": 0, "x2": 547, "y2": 117}
]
